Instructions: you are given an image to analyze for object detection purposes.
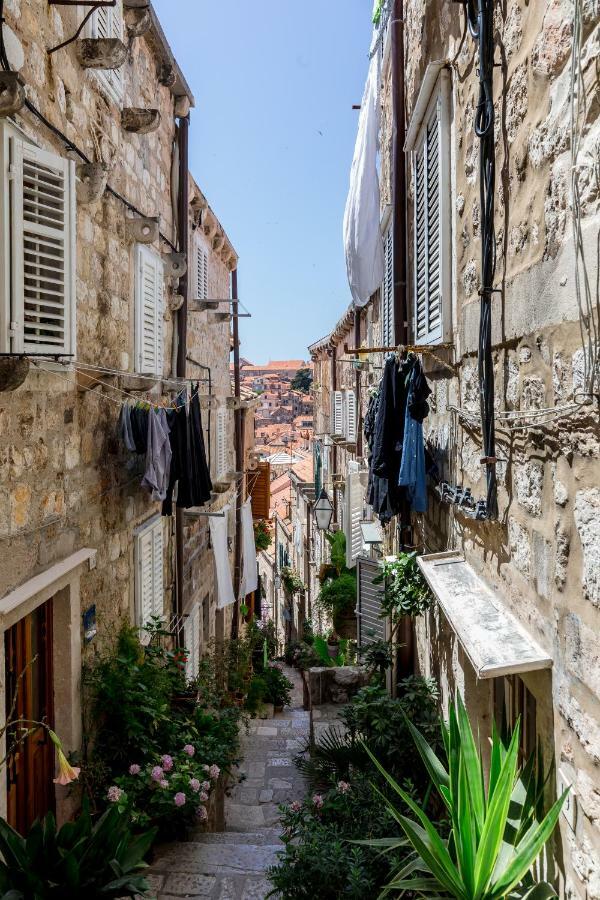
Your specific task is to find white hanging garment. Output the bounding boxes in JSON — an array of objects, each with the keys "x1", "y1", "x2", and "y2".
[
  {"x1": 343, "y1": 49, "x2": 384, "y2": 307},
  {"x1": 240, "y1": 498, "x2": 258, "y2": 598},
  {"x1": 209, "y1": 507, "x2": 236, "y2": 609}
]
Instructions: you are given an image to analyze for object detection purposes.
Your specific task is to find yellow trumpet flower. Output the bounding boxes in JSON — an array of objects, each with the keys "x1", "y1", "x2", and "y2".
[{"x1": 49, "y1": 730, "x2": 81, "y2": 786}]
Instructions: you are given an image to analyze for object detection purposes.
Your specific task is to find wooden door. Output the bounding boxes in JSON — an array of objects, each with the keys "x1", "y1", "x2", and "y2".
[{"x1": 6, "y1": 599, "x2": 55, "y2": 834}]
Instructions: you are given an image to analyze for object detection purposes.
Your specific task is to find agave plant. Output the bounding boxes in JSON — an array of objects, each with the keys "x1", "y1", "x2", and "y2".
[
  {"x1": 365, "y1": 693, "x2": 568, "y2": 899},
  {"x1": 0, "y1": 800, "x2": 156, "y2": 899}
]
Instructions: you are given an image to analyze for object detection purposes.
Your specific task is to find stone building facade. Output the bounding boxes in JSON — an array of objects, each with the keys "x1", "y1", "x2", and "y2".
[
  {"x1": 0, "y1": 0, "x2": 241, "y2": 828},
  {"x1": 309, "y1": 1, "x2": 600, "y2": 894}
]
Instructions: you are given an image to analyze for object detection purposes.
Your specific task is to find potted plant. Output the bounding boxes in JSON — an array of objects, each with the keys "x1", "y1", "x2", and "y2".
[
  {"x1": 316, "y1": 572, "x2": 358, "y2": 639},
  {"x1": 263, "y1": 664, "x2": 293, "y2": 712}
]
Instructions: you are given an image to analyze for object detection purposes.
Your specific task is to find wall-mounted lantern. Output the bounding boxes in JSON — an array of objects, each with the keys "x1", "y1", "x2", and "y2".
[{"x1": 314, "y1": 489, "x2": 334, "y2": 532}]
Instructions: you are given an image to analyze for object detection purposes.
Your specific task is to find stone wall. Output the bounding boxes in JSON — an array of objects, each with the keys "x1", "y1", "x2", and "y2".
[
  {"x1": 0, "y1": 2, "x2": 238, "y2": 661},
  {"x1": 397, "y1": 1, "x2": 600, "y2": 894}
]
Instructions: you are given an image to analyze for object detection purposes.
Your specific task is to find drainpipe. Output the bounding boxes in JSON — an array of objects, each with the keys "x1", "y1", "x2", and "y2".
[
  {"x1": 331, "y1": 345, "x2": 338, "y2": 524},
  {"x1": 391, "y1": 2, "x2": 414, "y2": 678},
  {"x1": 231, "y1": 269, "x2": 243, "y2": 639},
  {"x1": 175, "y1": 115, "x2": 190, "y2": 642}
]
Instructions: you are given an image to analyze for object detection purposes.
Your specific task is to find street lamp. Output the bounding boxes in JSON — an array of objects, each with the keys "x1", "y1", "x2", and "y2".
[
  {"x1": 314, "y1": 488, "x2": 334, "y2": 532},
  {"x1": 274, "y1": 573, "x2": 282, "y2": 591}
]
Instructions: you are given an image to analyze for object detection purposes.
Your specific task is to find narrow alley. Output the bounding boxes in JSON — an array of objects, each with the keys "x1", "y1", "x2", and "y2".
[{"x1": 149, "y1": 667, "x2": 308, "y2": 899}]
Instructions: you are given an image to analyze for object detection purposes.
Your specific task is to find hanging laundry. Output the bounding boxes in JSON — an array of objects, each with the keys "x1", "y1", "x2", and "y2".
[
  {"x1": 141, "y1": 407, "x2": 172, "y2": 502},
  {"x1": 119, "y1": 403, "x2": 137, "y2": 453},
  {"x1": 209, "y1": 507, "x2": 235, "y2": 610},
  {"x1": 398, "y1": 361, "x2": 432, "y2": 513},
  {"x1": 187, "y1": 384, "x2": 213, "y2": 508},
  {"x1": 343, "y1": 47, "x2": 384, "y2": 307},
  {"x1": 240, "y1": 498, "x2": 258, "y2": 598},
  {"x1": 163, "y1": 385, "x2": 212, "y2": 515}
]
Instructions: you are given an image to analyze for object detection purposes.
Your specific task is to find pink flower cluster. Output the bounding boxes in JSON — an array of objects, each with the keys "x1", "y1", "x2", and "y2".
[
  {"x1": 196, "y1": 805, "x2": 208, "y2": 821},
  {"x1": 337, "y1": 781, "x2": 351, "y2": 794},
  {"x1": 183, "y1": 744, "x2": 195, "y2": 757},
  {"x1": 107, "y1": 786, "x2": 124, "y2": 803},
  {"x1": 161, "y1": 755, "x2": 174, "y2": 772},
  {"x1": 203, "y1": 764, "x2": 220, "y2": 780},
  {"x1": 289, "y1": 800, "x2": 302, "y2": 813},
  {"x1": 312, "y1": 794, "x2": 324, "y2": 809},
  {"x1": 174, "y1": 792, "x2": 186, "y2": 808},
  {"x1": 151, "y1": 766, "x2": 164, "y2": 782},
  {"x1": 129, "y1": 764, "x2": 141, "y2": 776}
]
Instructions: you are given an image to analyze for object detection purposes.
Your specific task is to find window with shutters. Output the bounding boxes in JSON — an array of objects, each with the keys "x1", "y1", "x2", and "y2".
[
  {"x1": 344, "y1": 390, "x2": 357, "y2": 444},
  {"x1": 135, "y1": 517, "x2": 164, "y2": 635},
  {"x1": 87, "y1": 2, "x2": 125, "y2": 105},
  {"x1": 0, "y1": 123, "x2": 76, "y2": 356},
  {"x1": 215, "y1": 407, "x2": 228, "y2": 481},
  {"x1": 330, "y1": 390, "x2": 344, "y2": 437},
  {"x1": 184, "y1": 604, "x2": 201, "y2": 681},
  {"x1": 194, "y1": 237, "x2": 209, "y2": 300},
  {"x1": 345, "y1": 466, "x2": 364, "y2": 569},
  {"x1": 411, "y1": 70, "x2": 451, "y2": 345},
  {"x1": 135, "y1": 244, "x2": 164, "y2": 377},
  {"x1": 381, "y1": 225, "x2": 394, "y2": 348}
]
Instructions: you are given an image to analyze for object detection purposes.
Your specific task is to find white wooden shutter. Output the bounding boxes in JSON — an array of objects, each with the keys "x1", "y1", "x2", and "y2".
[
  {"x1": 135, "y1": 244, "x2": 164, "y2": 376},
  {"x1": 413, "y1": 79, "x2": 450, "y2": 346},
  {"x1": 135, "y1": 518, "x2": 164, "y2": 632},
  {"x1": 195, "y1": 238, "x2": 208, "y2": 300},
  {"x1": 331, "y1": 390, "x2": 344, "y2": 437},
  {"x1": 10, "y1": 136, "x2": 75, "y2": 355},
  {"x1": 89, "y1": 2, "x2": 125, "y2": 105},
  {"x1": 357, "y1": 557, "x2": 386, "y2": 647},
  {"x1": 345, "y1": 467, "x2": 364, "y2": 569},
  {"x1": 184, "y1": 604, "x2": 201, "y2": 680},
  {"x1": 344, "y1": 390, "x2": 357, "y2": 443},
  {"x1": 216, "y1": 407, "x2": 228, "y2": 480},
  {"x1": 381, "y1": 225, "x2": 394, "y2": 348}
]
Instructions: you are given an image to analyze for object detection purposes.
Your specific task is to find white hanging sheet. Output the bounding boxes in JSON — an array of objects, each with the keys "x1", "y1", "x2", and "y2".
[
  {"x1": 240, "y1": 498, "x2": 258, "y2": 599},
  {"x1": 209, "y1": 507, "x2": 236, "y2": 609},
  {"x1": 343, "y1": 48, "x2": 384, "y2": 307}
]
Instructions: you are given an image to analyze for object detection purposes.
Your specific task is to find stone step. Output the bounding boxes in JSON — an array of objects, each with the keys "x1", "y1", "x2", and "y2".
[
  {"x1": 151, "y1": 840, "x2": 282, "y2": 876},
  {"x1": 187, "y1": 828, "x2": 283, "y2": 846}
]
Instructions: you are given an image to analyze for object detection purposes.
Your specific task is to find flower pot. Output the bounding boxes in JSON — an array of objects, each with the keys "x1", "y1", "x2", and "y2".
[
  {"x1": 333, "y1": 612, "x2": 357, "y2": 640},
  {"x1": 327, "y1": 641, "x2": 340, "y2": 659}
]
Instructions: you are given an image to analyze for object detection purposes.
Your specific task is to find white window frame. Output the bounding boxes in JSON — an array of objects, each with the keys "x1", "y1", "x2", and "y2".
[
  {"x1": 406, "y1": 66, "x2": 452, "y2": 346},
  {"x1": 344, "y1": 389, "x2": 357, "y2": 444},
  {"x1": 86, "y1": 1, "x2": 126, "y2": 106},
  {"x1": 193, "y1": 233, "x2": 209, "y2": 301},
  {"x1": 0, "y1": 121, "x2": 76, "y2": 355},
  {"x1": 135, "y1": 243, "x2": 164, "y2": 377},
  {"x1": 134, "y1": 516, "x2": 165, "y2": 636},
  {"x1": 345, "y1": 465, "x2": 364, "y2": 569},
  {"x1": 331, "y1": 390, "x2": 344, "y2": 437}
]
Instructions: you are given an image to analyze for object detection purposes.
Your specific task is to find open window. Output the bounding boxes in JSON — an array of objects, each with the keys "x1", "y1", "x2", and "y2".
[
  {"x1": 0, "y1": 123, "x2": 76, "y2": 356},
  {"x1": 135, "y1": 244, "x2": 164, "y2": 377},
  {"x1": 135, "y1": 517, "x2": 165, "y2": 634}
]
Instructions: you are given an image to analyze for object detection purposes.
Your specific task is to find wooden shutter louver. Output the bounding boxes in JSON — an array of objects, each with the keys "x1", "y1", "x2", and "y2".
[
  {"x1": 345, "y1": 468, "x2": 363, "y2": 568},
  {"x1": 413, "y1": 94, "x2": 443, "y2": 345},
  {"x1": 90, "y1": 2, "x2": 125, "y2": 104},
  {"x1": 381, "y1": 225, "x2": 394, "y2": 348},
  {"x1": 331, "y1": 390, "x2": 344, "y2": 437},
  {"x1": 357, "y1": 557, "x2": 386, "y2": 647},
  {"x1": 136, "y1": 245, "x2": 164, "y2": 376},
  {"x1": 184, "y1": 604, "x2": 201, "y2": 680},
  {"x1": 11, "y1": 138, "x2": 75, "y2": 355},
  {"x1": 249, "y1": 461, "x2": 271, "y2": 520},
  {"x1": 344, "y1": 390, "x2": 357, "y2": 443},
  {"x1": 195, "y1": 240, "x2": 208, "y2": 300}
]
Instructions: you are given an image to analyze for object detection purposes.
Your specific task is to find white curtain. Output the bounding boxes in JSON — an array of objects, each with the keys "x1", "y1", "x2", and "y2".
[
  {"x1": 209, "y1": 507, "x2": 236, "y2": 609},
  {"x1": 240, "y1": 498, "x2": 258, "y2": 598},
  {"x1": 343, "y1": 49, "x2": 384, "y2": 307}
]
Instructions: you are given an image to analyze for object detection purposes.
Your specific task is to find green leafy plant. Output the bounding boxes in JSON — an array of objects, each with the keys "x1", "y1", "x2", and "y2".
[
  {"x1": 373, "y1": 552, "x2": 432, "y2": 623},
  {"x1": 360, "y1": 639, "x2": 393, "y2": 681},
  {"x1": 366, "y1": 693, "x2": 568, "y2": 898},
  {"x1": 316, "y1": 572, "x2": 357, "y2": 622},
  {"x1": 254, "y1": 519, "x2": 272, "y2": 552},
  {"x1": 290, "y1": 367, "x2": 313, "y2": 393},
  {"x1": 312, "y1": 635, "x2": 350, "y2": 668},
  {"x1": 281, "y1": 567, "x2": 306, "y2": 596},
  {"x1": 0, "y1": 802, "x2": 156, "y2": 899},
  {"x1": 263, "y1": 664, "x2": 293, "y2": 708},
  {"x1": 245, "y1": 674, "x2": 267, "y2": 713}
]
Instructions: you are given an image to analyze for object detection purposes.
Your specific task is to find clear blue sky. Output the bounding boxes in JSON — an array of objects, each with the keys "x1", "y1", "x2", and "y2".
[{"x1": 152, "y1": 0, "x2": 373, "y2": 364}]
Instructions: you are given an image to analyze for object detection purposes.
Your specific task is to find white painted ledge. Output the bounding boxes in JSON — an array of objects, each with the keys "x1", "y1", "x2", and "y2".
[
  {"x1": 0, "y1": 549, "x2": 97, "y2": 618},
  {"x1": 418, "y1": 551, "x2": 553, "y2": 680}
]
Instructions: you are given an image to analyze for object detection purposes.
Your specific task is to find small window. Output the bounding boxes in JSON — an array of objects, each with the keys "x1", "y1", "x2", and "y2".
[
  {"x1": 135, "y1": 244, "x2": 164, "y2": 377},
  {"x1": 88, "y1": 1, "x2": 125, "y2": 105},
  {"x1": 410, "y1": 70, "x2": 451, "y2": 345},
  {"x1": 494, "y1": 674, "x2": 537, "y2": 761},
  {"x1": 381, "y1": 225, "x2": 394, "y2": 348},
  {"x1": 194, "y1": 237, "x2": 209, "y2": 301},
  {"x1": 0, "y1": 124, "x2": 76, "y2": 356},
  {"x1": 135, "y1": 517, "x2": 164, "y2": 634}
]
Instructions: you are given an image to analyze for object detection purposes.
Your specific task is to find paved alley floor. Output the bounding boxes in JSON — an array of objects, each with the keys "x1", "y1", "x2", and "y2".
[{"x1": 149, "y1": 667, "x2": 308, "y2": 899}]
